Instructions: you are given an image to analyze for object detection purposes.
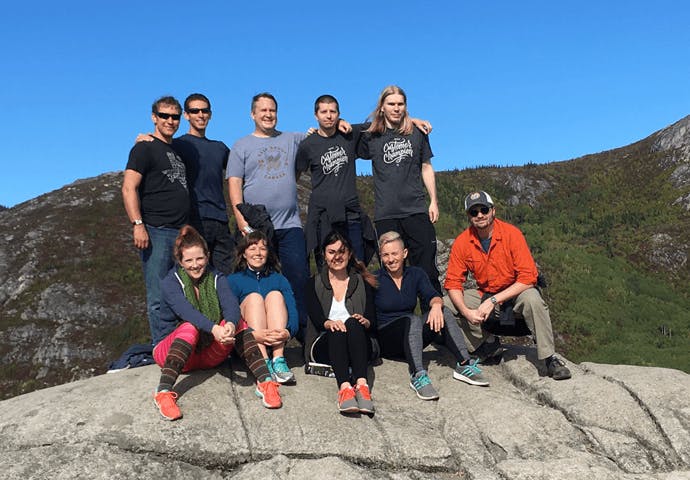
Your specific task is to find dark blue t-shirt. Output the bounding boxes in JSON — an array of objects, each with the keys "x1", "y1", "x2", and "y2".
[
  {"x1": 173, "y1": 134, "x2": 230, "y2": 223},
  {"x1": 375, "y1": 266, "x2": 439, "y2": 329}
]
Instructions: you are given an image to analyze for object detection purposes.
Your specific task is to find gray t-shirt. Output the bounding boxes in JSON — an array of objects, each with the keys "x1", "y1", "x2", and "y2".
[{"x1": 226, "y1": 131, "x2": 306, "y2": 230}]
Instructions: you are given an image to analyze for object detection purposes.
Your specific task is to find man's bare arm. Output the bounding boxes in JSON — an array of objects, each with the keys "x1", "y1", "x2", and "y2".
[
  {"x1": 421, "y1": 162, "x2": 439, "y2": 223},
  {"x1": 122, "y1": 169, "x2": 149, "y2": 250}
]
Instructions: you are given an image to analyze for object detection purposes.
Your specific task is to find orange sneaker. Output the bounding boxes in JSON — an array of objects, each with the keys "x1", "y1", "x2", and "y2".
[
  {"x1": 338, "y1": 386, "x2": 359, "y2": 413},
  {"x1": 355, "y1": 384, "x2": 375, "y2": 414},
  {"x1": 154, "y1": 390, "x2": 182, "y2": 420},
  {"x1": 256, "y1": 380, "x2": 282, "y2": 409}
]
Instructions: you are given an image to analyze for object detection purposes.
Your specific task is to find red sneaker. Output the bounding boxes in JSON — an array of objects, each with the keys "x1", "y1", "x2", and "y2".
[
  {"x1": 355, "y1": 384, "x2": 375, "y2": 414},
  {"x1": 256, "y1": 380, "x2": 282, "y2": 409},
  {"x1": 338, "y1": 386, "x2": 359, "y2": 413},
  {"x1": 154, "y1": 391, "x2": 182, "y2": 420}
]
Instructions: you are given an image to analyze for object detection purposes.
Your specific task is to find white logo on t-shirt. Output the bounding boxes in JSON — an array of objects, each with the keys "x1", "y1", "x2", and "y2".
[
  {"x1": 162, "y1": 151, "x2": 188, "y2": 189},
  {"x1": 383, "y1": 138, "x2": 413, "y2": 165},
  {"x1": 321, "y1": 145, "x2": 348, "y2": 175}
]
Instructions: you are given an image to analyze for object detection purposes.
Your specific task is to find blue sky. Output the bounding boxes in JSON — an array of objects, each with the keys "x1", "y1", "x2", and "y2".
[{"x1": 1, "y1": 1, "x2": 689, "y2": 207}]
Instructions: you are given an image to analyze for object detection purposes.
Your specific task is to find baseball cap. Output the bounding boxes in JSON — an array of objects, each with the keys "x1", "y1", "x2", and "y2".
[{"x1": 464, "y1": 191, "x2": 494, "y2": 211}]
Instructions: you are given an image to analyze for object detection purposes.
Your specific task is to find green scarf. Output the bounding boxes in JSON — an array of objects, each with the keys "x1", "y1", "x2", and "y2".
[{"x1": 177, "y1": 267, "x2": 222, "y2": 325}]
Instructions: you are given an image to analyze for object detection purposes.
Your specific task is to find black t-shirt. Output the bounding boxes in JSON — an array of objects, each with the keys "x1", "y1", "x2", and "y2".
[
  {"x1": 295, "y1": 125, "x2": 365, "y2": 212},
  {"x1": 126, "y1": 137, "x2": 189, "y2": 228},
  {"x1": 358, "y1": 127, "x2": 433, "y2": 220}
]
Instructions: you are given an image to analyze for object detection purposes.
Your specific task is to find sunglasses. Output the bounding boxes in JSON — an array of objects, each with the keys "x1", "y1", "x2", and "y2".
[
  {"x1": 468, "y1": 205, "x2": 491, "y2": 217},
  {"x1": 155, "y1": 112, "x2": 181, "y2": 121},
  {"x1": 186, "y1": 107, "x2": 211, "y2": 114}
]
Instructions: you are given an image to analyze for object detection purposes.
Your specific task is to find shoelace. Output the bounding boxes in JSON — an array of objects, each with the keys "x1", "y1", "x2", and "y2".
[
  {"x1": 461, "y1": 359, "x2": 483, "y2": 377},
  {"x1": 339, "y1": 387, "x2": 355, "y2": 403},
  {"x1": 263, "y1": 381, "x2": 280, "y2": 396},
  {"x1": 413, "y1": 373, "x2": 432, "y2": 388},
  {"x1": 356, "y1": 385, "x2": 371, "y2": 400},
  {"x1": 273, "y1": 358, "x2": 290, "y2": 373}
]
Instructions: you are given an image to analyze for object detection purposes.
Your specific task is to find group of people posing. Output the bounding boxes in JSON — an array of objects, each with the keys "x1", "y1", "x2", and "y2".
[{"x1": 122, "y1": 86, "x2": 572, "y2": 421}]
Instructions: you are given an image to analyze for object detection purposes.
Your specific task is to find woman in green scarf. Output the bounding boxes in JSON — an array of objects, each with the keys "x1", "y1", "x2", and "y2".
[{"x1": 152, "y1": 226, "x2": 281, "y2": 421}]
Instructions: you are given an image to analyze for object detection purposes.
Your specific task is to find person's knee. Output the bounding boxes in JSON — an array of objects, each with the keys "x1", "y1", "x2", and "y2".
[
  {"x1": 518, "y1": 288, "x2": 548, "y2": 315},
  {"x1": 265, "y1": 290, "x2": 285, "y2": 304},
  {"x1": 242, "y1": 292, "x2": 265, "y2": 308},
  {"x1": 344, "y1": 317, "x2": 365, "y2": 332},
  {"x1": 175, "y1": 322, "x2": 200, "y2": 345}
]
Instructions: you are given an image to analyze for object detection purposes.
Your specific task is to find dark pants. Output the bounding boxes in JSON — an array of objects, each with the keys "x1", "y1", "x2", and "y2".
[
  {"x1": 194, "y1": 219, "x2": 235, "y2": 275},
  {"x1": 375, "y1": 213, "x2": 441, "y2": 294},
  {"x1": 378, "y1": 313, "x2": 467, "y2": 375},
  {"x1": 272, "y1": 227, "x2": 309, "y2": 341},
  {"x1": 312, "y1": 318, "x2": 370, "y2": 386}
]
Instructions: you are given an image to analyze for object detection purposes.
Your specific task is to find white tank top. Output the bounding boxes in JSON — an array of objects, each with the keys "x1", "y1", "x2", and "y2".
[{"x1": 328, "y1": 297, "x2": 351, "y2": 321}]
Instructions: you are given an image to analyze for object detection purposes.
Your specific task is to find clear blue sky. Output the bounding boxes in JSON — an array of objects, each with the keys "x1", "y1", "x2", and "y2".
[{"x1": 2, "y1": 1, "x2": 689, "y2": 207}]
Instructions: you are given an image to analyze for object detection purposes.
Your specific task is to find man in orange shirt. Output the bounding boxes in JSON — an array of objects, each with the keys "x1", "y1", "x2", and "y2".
[{"x1": 444, "y1": 191, "x2": 571, "y2": 380}]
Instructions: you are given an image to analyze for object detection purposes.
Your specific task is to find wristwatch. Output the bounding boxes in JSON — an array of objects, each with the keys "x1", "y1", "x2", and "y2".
[
  {"x1": 490, "y1": 296, "x2": 498, "y2": 305},
  {"x1": 132, "y1": 219, "x2": 143, "y2": 226}
]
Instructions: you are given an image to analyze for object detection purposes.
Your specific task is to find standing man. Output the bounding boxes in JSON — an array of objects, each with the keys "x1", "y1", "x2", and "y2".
[
  {"x1": 295, "y1": 95, "x2": 369, "y2": 267},
  {"x1": 444, "y1": 191, "x2": 571, "y2": 380},
  {"x1": 226, "y1": 93, "x2": 311, "y2": 341},
  {"x1": 122, "y1": 96, "x2": 189, "y2": 344},
  {"x1": 173, "y1": 93, "x2": 235, "y2": 274},
  {"x1": 358, "y1": 85, "x2": 442, "y2": 293}
]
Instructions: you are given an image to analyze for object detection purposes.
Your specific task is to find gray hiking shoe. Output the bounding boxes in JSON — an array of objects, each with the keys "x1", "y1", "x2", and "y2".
[
  {"x1": 409, "y1": 370, "x2": 439, "y2": 400},
  {"x1": 454, "y1": 359, "x2": 490, "y2": 386},
  {"x1": 271, "y1": 356, "x2": 296, "y2": 384}
]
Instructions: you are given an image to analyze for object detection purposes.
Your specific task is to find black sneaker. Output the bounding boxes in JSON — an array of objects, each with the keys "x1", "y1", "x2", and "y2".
[
  {"x1": 472, "y1": 337, "x2": 503, "y2": 363},
  {"x1": 546, "y1": 355, "x2": 571, "y2": 380}
]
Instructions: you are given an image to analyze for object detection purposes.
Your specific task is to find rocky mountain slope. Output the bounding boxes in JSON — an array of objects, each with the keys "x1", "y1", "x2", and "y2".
[{"x1": 1, "y1": 116, "x2": 689, "y2": 400}]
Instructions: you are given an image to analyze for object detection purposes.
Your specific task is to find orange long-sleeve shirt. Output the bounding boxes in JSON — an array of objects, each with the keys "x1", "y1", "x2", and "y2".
[{"x1": 444, "y1": 218, "x2": 538, "y2": 294}]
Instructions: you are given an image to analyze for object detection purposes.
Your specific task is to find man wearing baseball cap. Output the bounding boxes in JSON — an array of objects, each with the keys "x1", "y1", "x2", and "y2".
[{"x1": 443, "y1": 191, "x2": 571, "y2": 380}]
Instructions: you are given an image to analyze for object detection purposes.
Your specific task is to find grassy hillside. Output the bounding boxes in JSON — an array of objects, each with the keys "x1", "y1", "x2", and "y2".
[{"x1": 395, "y1": 135, "x2": 690, "y2": 372}]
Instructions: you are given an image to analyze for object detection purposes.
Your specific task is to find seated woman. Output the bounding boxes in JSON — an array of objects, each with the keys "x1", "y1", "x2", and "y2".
[
  {"x1": 152, "y1": 226, "x2": 279, "y2": 421},
  {"x1": 227, "y1": 231, "x2": 299, "y2": 389},
  {"x1": 304, "y1": 231, "x2": 378, "y2": 414},
  {"x1": 375, "y1": 231, "x2": 489, "y2": 401}
]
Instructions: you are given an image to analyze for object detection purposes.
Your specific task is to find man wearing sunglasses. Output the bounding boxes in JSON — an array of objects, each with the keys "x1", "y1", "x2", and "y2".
[
  {"x1": 123, "y1": 96, "x2": 189, "y2": 344},
  {"x1": 135, "y1": 93, "x2": 235, "y2": 274},
  {"x1": 443, "y1": 191, "x2": 571, "y2": 380},
  {"x1": 173, "y1": 93, "x2": 235, "y2": 274}
]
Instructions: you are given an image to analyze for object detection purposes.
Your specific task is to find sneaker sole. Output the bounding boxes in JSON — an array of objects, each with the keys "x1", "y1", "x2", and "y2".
[
  {"x1": 357, "y1": 405, "x2": 375, "y2": 414},
  {"x1": 273, "y1": 373, "x2": 296, "y2": 384},
  {"x1": 409, "y1": 382, "x2": 439, "y2": 401},
  {"x1": 255, "y1": 388, "x2": 282, "y2": 409},
  {"x1": 453, "y1": 372, "x2": 490, "y2": 387},
  {"x1": 153, "y1": 398, "x2": 182, "y2": 420},
  {"x1": 339, "y1": 405, "x2": 360, "y2": 414}
]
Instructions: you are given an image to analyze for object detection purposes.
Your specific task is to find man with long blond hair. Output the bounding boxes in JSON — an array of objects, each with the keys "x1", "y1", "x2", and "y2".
[{"x1": 358, "y1": 86, "x2": 442, "y2": 293}]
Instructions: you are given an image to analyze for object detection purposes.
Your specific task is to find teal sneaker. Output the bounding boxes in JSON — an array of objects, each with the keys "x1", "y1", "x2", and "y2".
[
  {"x1": 454, "y1": 358, "x2": 490, "y2": 386},
  {"x1": 409, "y1": 370, "x2": 439, "y2": 400},
  {"x1": 272, "y1": 356, "x2": 295, "y2": 384}
]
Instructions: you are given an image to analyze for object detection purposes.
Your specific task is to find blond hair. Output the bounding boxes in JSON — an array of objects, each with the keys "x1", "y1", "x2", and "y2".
[
  {"x1": 366, "y1": 85, "x2": 413, "y2": 135},
  {"x1": 377, "y1": 230, "x2": 405, "y2": 251}
]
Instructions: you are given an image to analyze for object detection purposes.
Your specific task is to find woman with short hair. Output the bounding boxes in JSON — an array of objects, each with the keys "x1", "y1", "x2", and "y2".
[{"x1": 375, "y1": 231, "x2": 489, "y2": 401}]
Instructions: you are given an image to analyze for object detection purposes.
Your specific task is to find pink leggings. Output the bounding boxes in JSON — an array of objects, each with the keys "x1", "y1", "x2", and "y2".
[{"x1": 153, "y1": 319, "x2": 247, "y2": 372}]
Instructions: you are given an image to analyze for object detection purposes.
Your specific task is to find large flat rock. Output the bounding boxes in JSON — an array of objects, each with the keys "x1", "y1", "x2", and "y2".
[{"x1": 1, "y1": 344, "x2": 689, "y2": 479}]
